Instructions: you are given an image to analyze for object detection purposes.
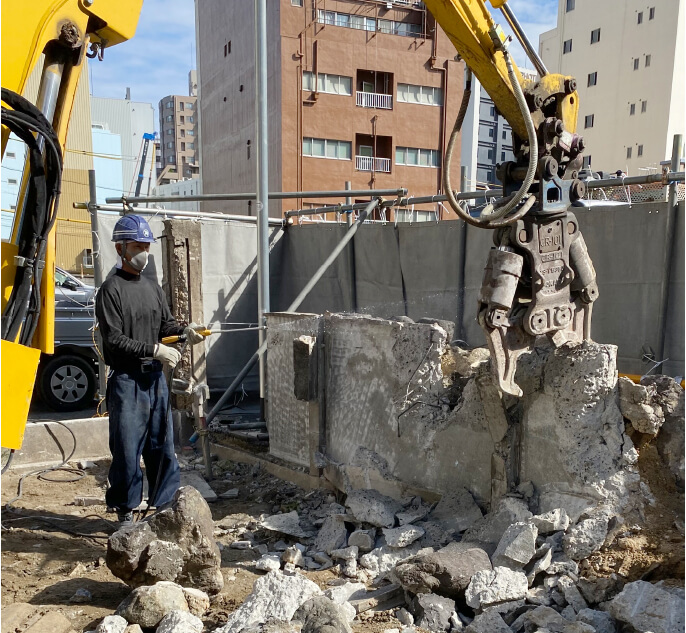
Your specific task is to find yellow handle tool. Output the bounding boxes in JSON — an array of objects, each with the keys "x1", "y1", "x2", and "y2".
[{"x1": 161, "y1": 328, "x2": 212, "y2": 345}]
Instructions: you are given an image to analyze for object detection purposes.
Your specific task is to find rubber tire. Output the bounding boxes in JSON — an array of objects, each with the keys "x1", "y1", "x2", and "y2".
[{"x1": 38, "y1": 354, "x2": 97, "y2": 412}]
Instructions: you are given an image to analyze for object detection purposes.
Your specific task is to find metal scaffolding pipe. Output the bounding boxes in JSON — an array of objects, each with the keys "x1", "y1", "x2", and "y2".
[
  {"x1": 205, "y1": 197, "x2": 381, "y2": 425},
  {"x1": 104, "y1": 188, "x2": 407, "y2": 205},
  {"x1": 586, "y1": 171, "x2": 684, "y2": 189}
]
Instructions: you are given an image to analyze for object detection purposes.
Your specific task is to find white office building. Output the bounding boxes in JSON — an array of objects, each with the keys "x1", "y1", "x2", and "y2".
[{"x1": 539, "y1": 0, "x2": 684, "y2": 174}]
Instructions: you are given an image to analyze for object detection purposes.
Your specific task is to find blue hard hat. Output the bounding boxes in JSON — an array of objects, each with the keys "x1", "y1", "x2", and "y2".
[{"x1": 111, "y1": 215, "x2": 156, "y2": 243}]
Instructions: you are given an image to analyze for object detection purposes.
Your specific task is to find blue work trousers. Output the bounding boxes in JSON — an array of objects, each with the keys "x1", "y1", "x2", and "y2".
[{"x1": 105, "y1": 369, "x2": 180, "y2": 512}]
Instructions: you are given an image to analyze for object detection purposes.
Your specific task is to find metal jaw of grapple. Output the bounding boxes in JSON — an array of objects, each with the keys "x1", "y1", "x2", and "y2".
[{"x1": 477, "y1": 209, "x2": 598, "y2": 397}]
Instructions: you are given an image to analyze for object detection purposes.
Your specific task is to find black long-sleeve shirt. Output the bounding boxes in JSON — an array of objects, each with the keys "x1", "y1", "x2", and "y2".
[{"x1": 95, "y1": 269, "x2": 184, "y2": 372}]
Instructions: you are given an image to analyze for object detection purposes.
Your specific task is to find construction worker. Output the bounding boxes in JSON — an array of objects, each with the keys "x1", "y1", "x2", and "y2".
[{"x1": 95, "y1": 214, "x2": 204, "y2": 525}]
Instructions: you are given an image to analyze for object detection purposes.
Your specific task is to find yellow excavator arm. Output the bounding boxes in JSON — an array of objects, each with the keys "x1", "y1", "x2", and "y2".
[{"x1": 1, "y1": 0, "x2": 143, "y2": 450}]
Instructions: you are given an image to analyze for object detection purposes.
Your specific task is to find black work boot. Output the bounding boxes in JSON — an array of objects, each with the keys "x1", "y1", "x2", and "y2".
[{"x1": 117, "y1": 510, "x2": 134, "y2": 527}]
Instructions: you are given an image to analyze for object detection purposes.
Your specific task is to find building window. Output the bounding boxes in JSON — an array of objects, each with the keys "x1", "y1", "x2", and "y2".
[
  {"x1": 165, "y1": 101, "x2": 173, "y2": 108},
  {"x1": 649, "y1": 7, "x2": 655, "y2": 19},
  {"x1": 566, "y1": 0, "x2": 575, "y2": 11},
  {"x1": 645, "y1": 54, "x2": 651, "y2": 67},
  {"x1": 395, "y1": 146, "x2": 440, "y2": 167},
  {"x1": 641, "y1": 100, "x2": 647, "y2": 113},
  {"x1": 638, "y1": 144, "x2": 644, "y2": 157},
  {"x1": 302, "y1": 137, "x2": 352, "y2": 160},
  {"x1": 490, "y1": 106, "x2": 496, "y2": 117},
  {"x1": 637, "y1": 11, "x2": 643, "y2": 24},
  {"x1": 6, "y1": 152, "x2": 15, "y2": 158},
  {"x1": 317, "y1": 9, "x2": 420, "y2": 37},
  {"x1": 189, "y1": 116, "x2": 194, "y2": 123},
  {"x1": 630, "y1": 103, "x2": 636, "y2": 115},
  {"x1": 167, "y1": 141, "x2": 174, "y2": 149},
  {"x1": 487, "y1": 148, "x2": 494, "y2": 160},
  {"x1": 590, "y1": 28, "x2": 601, "y2": 44},
  {"x1": 8, "y1": 178, "x2": 17, "y2": 185},
  {"x1": 181, "y1": 142, "x2": 186, "y2": 151},
  {"x1": 587, "y1": 72, "x2": 597, "y2": 87},
  {"x1": 167, "y1": 156, "x2": 175, "y2": 163},
  {"x1": 627, "y1": 146, "x2": 632, "y2": 159},
  {"x1": 187, "y1": 130, "x2": 195, "y2": 136},
  {"x1": 584, "y1": 114, "x2": 594, "y2": 128},
  {"x1": 166, "y1": 129, "x2": 173, "y2": 135},
  {"x1": 187, "y1": 143, "x2": 194, "y2": 150},
  {"x1": 166, "y1": 115, "x2": 173, "y2": 122},
  {"x1": 180, "y1": 129, "x2": 185, "y2": 137},
  {"x1": 563, "y1": 39, "x2": 572, "y2": 54},
  {"x1": 180, "y1": 116, "x2": 185, "y2": 123},
  {"x1": 488, "y1": 128, "x2": 494, "y2": 138},
  {"x1": 501, "y1": 152, "x2": 506, "y2": 161},
  {"x1": 583, "y1": 155, "x2": 591, "y2": 168},
  {"x1": 303, "y1": 71, "x2": 352, "y2": 95},
  {"x1": 224, "y1": 41, "x2": 231, "y2": 56},
  {"x1": 502, "y1": 130, "x2": 507, "y2": 140},
  {"x1": 397, "y1": 83, "x2": 443, "y2": 105},
  {"x1": 633, "y1": 58, "x2": 639, "y2": 70},
  {"x1": 292, "y1": 0, "x2": 303, "y2": 5}
]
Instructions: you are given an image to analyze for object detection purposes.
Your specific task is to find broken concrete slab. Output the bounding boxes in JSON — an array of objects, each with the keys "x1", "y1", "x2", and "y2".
[
  {"x1": 511, "y1": 605, "x2": 594, "y2": 633},
  {"x1": 607, "y1": 580, "x2": 685, "y2": 633},
  {"x1": 345, "y1": 489, "x2": 402, "y2": 528},
  {"x1": 156, "y1": 610, "x2": 203, "y2": 633},
  {"x1": 526, "y1": 546, "x2": 552, "y2": 586},
  {"x1": 180, "y1": 470, "x2": 218, "y2": 502},
  {"x1": 323, "y1": 582, "x2": 366, "y2": 605},
  {"x1": 530, "y1": 509, "x2": 570, "y2": 534},
  {"x1": 23, "y1": 611, "x2": 74, "y2": 633},
  {"x1": 359, "y1": 542, "x2": 424, "y2": 579},
  {"x1": 465, "y1": 567, "x2": 528, "y2": 610},
  {"x1": 575, "y1": 608, "x2": 618, "y2": 633},
  {"x1": 314, "y1": 515, "x2": 348, "y2": 555},
  {"x1": 216, "y1": 571, "x2": 322, "y2": 633},
  {"x1": 256, "y1": 554, "x2": 282, "y2": 573},
  {"x1": 282, "y1": 546, "x2": 305, "y2": 567},
  {"x1": 181, "y1": 587, "x2": 210, "y2": 617},
  {"x1": 557, "y1": 575, "x2": 588, "y2": 613},
  {"x1": 95, "y1": 615, "x2": 128, "y2": 633},
  {"x1": 491, "y1": 522, "x2": 538, "y2": 570},
  {"x1": 562, "y1": 516, "x2": 609, "y2": 561},
  {"x1": 411, "y1": 593, "x2": 456, "y2": 633},
  {"x1": 349, "y1": 584, "x2": 404, "y2": 613},
  {"x1": 396, "y1": 501, "x2": 432, "y2": 526},
  {"x1": 383, "y1": 525, "x2": 424, "y2": 548},
  {"x1": 115, "y1": 581, "x2": 189, "y2": 629},
  {"x1": 394, "y1": 541, "x2": 492, "y2": 600},
  {"x1": 576, "y1": 575, "x2": 625, "y2": 605},
  {"x1": 261, "y1": 510, "x2": 313, "y2": 538},
  {"x1": 463, "y1": 497, "x2": 532, "y2": 548},
  {"x1": 293, "y1": 596, "x2": 352, "y2": 633},
  {"x1": 463, "y1": 610, "x2": 512, "y2": 633},
  {"x1": 430, "y1": 488, "x2": 483, "y2": 534},
  {"x1": 1, "y1": 603, "x2": 36, "y2": 633}
]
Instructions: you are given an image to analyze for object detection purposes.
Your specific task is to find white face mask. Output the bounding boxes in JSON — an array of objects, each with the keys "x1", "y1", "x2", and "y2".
[{"x1": 127, "y1": 250, "x2": 149, "y2": 273}]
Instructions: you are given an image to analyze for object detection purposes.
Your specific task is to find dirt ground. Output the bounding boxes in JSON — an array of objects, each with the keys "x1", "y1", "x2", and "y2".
[{"x1": 0, "y1": 458, "x2": 408, "y2": 633}]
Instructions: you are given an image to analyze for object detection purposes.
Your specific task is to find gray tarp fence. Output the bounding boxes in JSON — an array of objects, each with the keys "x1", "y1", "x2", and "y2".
[{"x1": 96, "y1": 199, "x2": 684, "y2": 397}]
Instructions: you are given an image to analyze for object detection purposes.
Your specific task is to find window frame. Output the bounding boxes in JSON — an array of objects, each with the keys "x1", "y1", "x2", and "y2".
[
  {"x1": 637, "y1": 11, "x2": 643, "y2": 24},
  {"x1": 584, "y1": 114, "x2": 594, "y2": 128},
  {"x1": 395, "y1": 146, "x2": 440, "y2": 168},
  {"x1": 626, "y1": 146, "x2": 632, "y2": 159},
  {"x1": 563, "y1": 39, "x2": 573, "y2": 54},
  {"x1": 587, "y1": 71, "x2": 598, "y2": 87},
  {"x1": 396, "y1": 82, "x2": 443, "y2": 106},
  {"x1": 638, "y1": 144, "x2": 644, "y2": 157},
  {"x1": 566, "y1": 0, "x2": 575, "y2": 11},
  {"x1": 590, "y1": 28, "x2": 601, "y2": 44},
  {"x1": 645, "y1": 54, "x2": 651, "y2": 68},
  {"x1": 302, "y1": 137, "x2": 352, "y2": 161}
]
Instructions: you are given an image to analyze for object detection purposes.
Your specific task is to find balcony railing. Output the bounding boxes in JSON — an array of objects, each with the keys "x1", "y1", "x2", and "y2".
[
  {"x1": 356, "y1": 156, "x2": 391, "y2": 173},
  {"x1": 356, "y1": 92, "x2": 393, "y2": 110}
]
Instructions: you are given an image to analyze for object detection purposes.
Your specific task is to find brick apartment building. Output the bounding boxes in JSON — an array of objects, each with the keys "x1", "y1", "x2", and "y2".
[
  {"x1": 158, "y1": 94, "x2": 199, "y2": 184},
  {"x1": 196, "y1": 0, "x2": 466, "y2": 220}
]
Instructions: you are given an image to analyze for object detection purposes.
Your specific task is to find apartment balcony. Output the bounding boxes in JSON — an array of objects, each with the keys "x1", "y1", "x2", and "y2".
[
  {"x1": 356, "y1": 92, "x2": 393, "y2": 110},
  {"x1": 355, "y1": 155, "x2": 391, "y2": 173}
]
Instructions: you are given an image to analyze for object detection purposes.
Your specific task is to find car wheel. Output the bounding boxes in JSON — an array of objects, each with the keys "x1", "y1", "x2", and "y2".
[{"x1": 39, "y1": 354, "x2": 97, "y2": 412}]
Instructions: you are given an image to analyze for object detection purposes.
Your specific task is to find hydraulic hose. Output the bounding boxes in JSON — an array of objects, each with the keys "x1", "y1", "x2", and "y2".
[{"x1": 444, "y1": 50, "x2": 538, "y2": 228}]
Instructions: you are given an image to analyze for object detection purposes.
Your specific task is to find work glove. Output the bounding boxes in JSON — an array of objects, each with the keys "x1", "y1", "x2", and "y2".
[
  {"x1": 154, "y1": 343, "x2": 181, "y2": 369},
  {"x1": 184, "y1": 323, "x2": 206, "y2": 345}
]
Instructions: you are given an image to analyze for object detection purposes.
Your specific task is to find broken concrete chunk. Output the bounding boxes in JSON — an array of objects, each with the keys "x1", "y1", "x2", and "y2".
[
  {"x1": 349, "y1": 584, "x2": 403, "y2": 613},
  {"x1": 608, "y1": 580, "x2": 685, "y2": 633},
  {"x1": 576, "y1": 575, "x2": 625, "y2": 605},
  {"x1": 557, "y1": 575, "x2": 588, "y2": 613},
  {"x1": 115, "y1": 581, "x2": 189, "y2": 629},
  {"x1": 70, "y1": 587, "x2": 93, "y2": 604},
  {"x1": 463, "y1": 610, "x2": 512, "y2": 633},
  {"x1": 107, "y1": 522, "x2": 156, "y2": 581},
  {"x1": 395, "y1": 608, "x2": 414, "y2": 626},
  {"x1": 411, "y1": 593, "x2": 456, "y2": 633},
  {"x1": 531, "y1": 509, "x2": 570, "y2": 535},
  {"x1": 465, "y1": 567, "x2": 528, "y2": 610},
  {"x1": 215, "y1": 571, "x2": 322, "y2": 633},
  {"x1": 448, "y1": 346, "x2": 491, "y2": 378},
  {"x1": 348, "y1": 529, "x2": 376, "y2": 552},
  {"x1": 140, "y1": 540, "x2": 185, "y2": 582},
  {"x1": 95, "y1": 615, "x2": 128, "y2": 633},
  {"x1": 282, "y1": 546, "x2": 305, "y2": 567},
  {"x1": 430, "y1": 488, "x2": 483, "y2": 534},
  {"x1": 293, "y1": 596, "x2": 352, "y2": 633},
  {"x1": 345, "y1": 489, "x2": 402, "y2": 528},
  {"x1": 219, "y1": 488, "x2": 240, "y2": 499},
  {"x1": 231, "y1": 541, "x2": 254, "y2": 550},
  {"x1": 181, "y1": 587, "x2": 210, "y2": 617},
  {"x1": 314, "y1": 515, "x2": 348, "y2": 555},
  {"x1": 359, "y1": 542, "x2": 423, "y2": 579},
  {"x1": 463, "y1": 497, "x2": 532, "y2": 548},
  {"x1": 657, "y1": 406, "x2": 686, "y2": 491},
  {"x1": 618, "y1": 377, "x2": 665, "y2": 435},
  {"x1": 526, "y1": 586, "x2": 553, "y2": 607},
  {"x1": 575, "y1": 608, "x2": 618, "y2": 633},
  {"x1": 394, "y1": 541, "x2": 492, "y2": 600},
  {"x1": 396, "y1": 502, "x2": 431, "y2": 526},
  {"x1": 156, "y1": 610, "x2": 203, "y2": 633},
  {"x1": 492, "y1": 522, "x2": 538, "y2": 570},
  {"x1": 330, "y1": 545, "x2": 358, "y2": 561},
  {"x1": 256, "y1": 554, "x2": 282, "y2": 573},
  {"x1": 261, "y1": 511, "x2": 312, "y2": 538},
  {"x1": 324, "y1": 582, "x2": 366, "y2": 604},
  {"x1": 383, "y1": 525, "x2": 425, "y2": 548},
  {"x1": 23, "y1": 612, "x2": 75, "y2": 633},
  {"x1": 562, "y1": 517, "x2": 608, "y2": 561}
]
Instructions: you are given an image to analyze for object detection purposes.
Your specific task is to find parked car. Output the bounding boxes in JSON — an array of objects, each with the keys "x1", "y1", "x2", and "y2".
[{"x1": 36, "y1": 268, "x2": 99, "y2": 412}]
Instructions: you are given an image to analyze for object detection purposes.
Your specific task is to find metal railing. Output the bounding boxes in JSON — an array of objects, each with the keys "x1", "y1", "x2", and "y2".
[
  {"x1": 356, "y1": 155, "x2": 391, "y2": 172},
  {"x1": 356, "y1": 92, "x2": 393, "y2": 109}
]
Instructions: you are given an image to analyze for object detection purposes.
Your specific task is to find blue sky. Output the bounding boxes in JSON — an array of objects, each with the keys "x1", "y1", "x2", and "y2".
[
  {"x1": 89, "y1": 0, "x2": 196, "y2": 122},
  {"x1": 89, "y1": 0, "x2": 559, "y2": 129}
]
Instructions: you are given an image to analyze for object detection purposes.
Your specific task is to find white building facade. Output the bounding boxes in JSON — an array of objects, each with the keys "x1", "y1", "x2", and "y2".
[
  {"x1": 151, "y1": 178, "x2": 202, "y2": 212},
  {"x1": 539, "y1": 0, "x2": 684, "y2": 174}
]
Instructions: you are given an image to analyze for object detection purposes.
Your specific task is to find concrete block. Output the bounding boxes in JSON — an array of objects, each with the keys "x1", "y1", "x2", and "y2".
[
  {"x1": 1, "y1": 603, "x2": 36, "y2": 633},
  {"x1": 431, "y1": 487, "x2": 483, "y2": 534},
  {"x1": 465, "y1": 567, "x2": 528, "y2": 609},
  {"x1": 608, "y1": 580, "x2": 685, "y2": 633},
  {"x1": 345, "y1": 489, "x2": 402, "y2": 528},
  {"x1": 180, "y1": 470, "x2": 217, "y2": 502},
  {"x1": 24, "y1": 611, "x2": 75, "y2": 633},
  {"x1": 491, "y1": 522, "x2": 538, "y2": 570},
  {"x1": 348, "y1": 529, "x2": 376, "y2": 552},
  {"x1": 562, "y1": 517, "x2": 609, "y2": 561},
  {"x1": 531, "y1": 509, "x2": 570, "y2": 534},
  {"x1": 382, "y1": 524, "x2": 424, "y2": 548},
  {"x1": 412, "y1": 593, "x2": 456, "y2": 633}
]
